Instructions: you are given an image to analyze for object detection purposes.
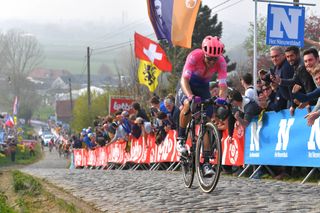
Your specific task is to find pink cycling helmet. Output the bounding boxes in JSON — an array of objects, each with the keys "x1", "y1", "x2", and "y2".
[{"x1": 202, "y1": 36, "x2": 224, "y2": 57}]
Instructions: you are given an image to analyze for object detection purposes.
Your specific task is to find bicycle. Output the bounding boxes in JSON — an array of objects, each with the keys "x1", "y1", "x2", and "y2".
[{"x1": 181, "y1": 96, "x2": 222, "y2": 193}]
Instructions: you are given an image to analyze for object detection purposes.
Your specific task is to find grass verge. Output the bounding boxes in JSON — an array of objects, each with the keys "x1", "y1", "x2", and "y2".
[
  {"x1": 8, "y1": 171, "x2": 81, "y2": 213},
  {"x1": 0, "y1": 143, "x2": 43, "y2": 167}
]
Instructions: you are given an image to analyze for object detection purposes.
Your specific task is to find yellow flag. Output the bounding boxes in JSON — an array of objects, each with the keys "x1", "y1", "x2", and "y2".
[{"x1": 138, "y1": 59, "x2": 161, "y2": 92}]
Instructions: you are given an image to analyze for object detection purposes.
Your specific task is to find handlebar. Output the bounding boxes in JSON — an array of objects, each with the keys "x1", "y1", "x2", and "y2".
[{"x1": 184, "y1": 96, "x2": 218, "y2": 116}]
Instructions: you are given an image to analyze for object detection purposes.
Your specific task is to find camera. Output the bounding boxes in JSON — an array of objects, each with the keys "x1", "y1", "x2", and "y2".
[{"x1": 269, "y1": 68, "x2": 276, "y2": 77}]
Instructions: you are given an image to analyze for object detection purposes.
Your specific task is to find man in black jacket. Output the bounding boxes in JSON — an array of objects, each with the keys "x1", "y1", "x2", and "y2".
[
  {"x1": 260, "y1": 46, "x2": 294, "y2": 110},
  {"x1": 272, "y1": 46, "x2": 317, "y2": 115}
]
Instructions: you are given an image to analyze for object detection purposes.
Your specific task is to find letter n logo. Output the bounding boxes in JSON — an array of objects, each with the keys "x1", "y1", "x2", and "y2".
[
  {"x1": 266, "y1": 4, "x2": 305, "y2": 47},
  {"x1": 250, "y1": 121, "x2": 262, "y2": 151},
  {"x1": 308, "y1": 118, "x2": 320, "y2": 150},
  {"x1": 275, "y1": 118, "x2": 294, "y2": 151}
]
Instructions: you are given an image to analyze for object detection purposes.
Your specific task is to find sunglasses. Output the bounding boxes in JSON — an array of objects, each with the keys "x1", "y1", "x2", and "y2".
[{"x1": 205, "y1": 56, "x2": 218, "y2": 62}]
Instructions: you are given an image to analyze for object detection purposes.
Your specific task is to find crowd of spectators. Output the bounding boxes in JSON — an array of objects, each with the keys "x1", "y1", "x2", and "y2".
[
  {"x1": 70, "y1": 94, "x2": 181, "y2": 152},
  {"x1": 70, "y1": 44, "x2": 320, "y2": 180}
]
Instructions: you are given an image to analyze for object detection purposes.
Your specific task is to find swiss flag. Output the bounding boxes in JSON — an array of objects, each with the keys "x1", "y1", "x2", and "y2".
[{"x1": 134, "y1": 32, "x2": 172, "y2": 72}]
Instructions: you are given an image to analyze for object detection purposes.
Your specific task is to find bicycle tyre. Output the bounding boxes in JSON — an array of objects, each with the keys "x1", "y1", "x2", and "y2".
[
  {"x1": 182, "y1": 124, "x2": 195, "y2": 188},
  {"x1": 195, "y1": 122, "x2": 222, "y2": 193}
]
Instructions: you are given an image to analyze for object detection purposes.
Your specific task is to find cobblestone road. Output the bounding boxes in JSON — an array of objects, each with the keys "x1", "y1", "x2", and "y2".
[{"x1": 21, "y1": 148, "x2": 320, "y2": 212}]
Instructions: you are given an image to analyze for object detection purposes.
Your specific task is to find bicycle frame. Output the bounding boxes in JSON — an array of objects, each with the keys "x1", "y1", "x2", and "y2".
[
  {"x1": 182, "y1": 96, "x2": 222, "y2": 193},
  {"x1": 188, "y1": 101, "x2": 211, "y2": 153}
]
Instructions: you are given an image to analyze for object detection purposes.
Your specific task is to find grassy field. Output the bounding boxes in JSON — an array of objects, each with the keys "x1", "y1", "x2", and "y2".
[{"x1": 0, "y1": 171, "x2": 83, "y2": 213}]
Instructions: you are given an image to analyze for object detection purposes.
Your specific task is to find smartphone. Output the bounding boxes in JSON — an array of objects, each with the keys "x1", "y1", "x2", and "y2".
[{"x1": 269, "y1": 68, "x2": 276, "y2": 77}]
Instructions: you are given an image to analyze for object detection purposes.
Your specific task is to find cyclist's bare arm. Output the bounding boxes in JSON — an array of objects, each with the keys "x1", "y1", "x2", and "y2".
[{"x1": 180, "y1": 76, "x2": 193, "y2": 98}]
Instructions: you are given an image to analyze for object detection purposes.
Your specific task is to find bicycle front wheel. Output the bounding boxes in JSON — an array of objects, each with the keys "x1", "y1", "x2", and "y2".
[
  {"x1": 181, "y1": 124, "x2": 195, "y2": 188},
  {"x1": 195, "y1": 122, "x2": 222, "y2": 193}
]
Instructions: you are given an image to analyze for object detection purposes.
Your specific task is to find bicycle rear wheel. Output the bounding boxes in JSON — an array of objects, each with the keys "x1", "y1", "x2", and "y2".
[
  {"x1": 195, "y1": 122, "x2": 222, "y2": 193},
  {"x1": 181, "y1": 125, "x2": 195, "y2": 188}
]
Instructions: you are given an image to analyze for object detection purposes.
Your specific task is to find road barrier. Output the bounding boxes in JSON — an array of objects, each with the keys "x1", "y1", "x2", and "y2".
[{"x1": 71, "y1": 108, "x2": 320, "y2": 183}]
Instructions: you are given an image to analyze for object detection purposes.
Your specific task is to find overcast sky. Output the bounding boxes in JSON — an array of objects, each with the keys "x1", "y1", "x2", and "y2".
[
  {"x1": 1, "y1": 0, "x2": 318, "y2": 25},
  {"x1": 0, "y1": 0, "x2": 318, "y2": 72}
]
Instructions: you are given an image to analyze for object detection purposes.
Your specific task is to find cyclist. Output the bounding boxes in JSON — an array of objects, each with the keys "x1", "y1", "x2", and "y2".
[{"x1": 176, "y1": 36, "x2": 228, "y2": 177}]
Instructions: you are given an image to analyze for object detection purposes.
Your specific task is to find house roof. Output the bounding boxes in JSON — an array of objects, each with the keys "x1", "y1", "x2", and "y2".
[{"x1": 29, "y1": 68, "x2": 72, "y2": 80}]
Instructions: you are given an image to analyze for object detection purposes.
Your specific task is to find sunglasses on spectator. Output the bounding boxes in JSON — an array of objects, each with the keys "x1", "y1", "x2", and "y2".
[
  {"x1": 205, "y1": 56, "x2": 218, "y2": 62},
  {"x1": 271, "y1": 54, "x2": 280, "y2": 59}
]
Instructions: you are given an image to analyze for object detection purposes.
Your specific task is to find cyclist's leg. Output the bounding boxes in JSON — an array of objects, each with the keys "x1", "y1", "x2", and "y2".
[
  {"x1": 176, "y1": 88, "x2": 191, "y2": 153},
  {"x1": 176, "y1": 88, "x2": 189, "y2": 138},
  {"x1": 178, "y1": 99, "x2": 191, "y2": 136},
  {"x1": 202, "y1": 104, "x2": 216, "y2": 176}
]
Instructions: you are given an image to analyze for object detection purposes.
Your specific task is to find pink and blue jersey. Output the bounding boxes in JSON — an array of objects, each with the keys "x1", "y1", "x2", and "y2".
[
  {"x1": 176, "y1": 49, "x2": 228, "y2": 116},
  {"x1": 182, "y1": 49, "x2": 227, "y2": 88}
]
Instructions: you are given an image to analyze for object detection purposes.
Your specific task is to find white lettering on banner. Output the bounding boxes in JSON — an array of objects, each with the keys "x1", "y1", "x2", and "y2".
[
  {"x1": 250, "y1": 122, "x2": 262, "y2": 151},
  {"x1": 276, "y1": 118, "x2": 294, "y2": 151},
  {"x1": 222, "y1": 136, "x2": 229, "y2": 164},
  {"x1": 150, "y1": 147, "x2": 156, "y2": 162},
  {"x1": 74, "y1": 152, "x2": 82, "y2": 166},
  {"x1": 268, "y1": 39, "x2": 301, "y2": 46},
  {"x1": 141, "y1": 137, "x2": 148, "y2": 162},
  {"x1": 270, "y1": 7, "x2": 302, "y2": 39},
  {"x1": 249, "y1": 122, "x2": 261, "y2": 158},
  {"x1": 274, "y1": 152, "x2": 288, "y2": 157},
  {"x1": 157, "y1": 136, "x2": 173, "y2": 160},
  {"x1": 171, "y1": 131, "x2": 178, "y2": 162},
  {"x1": 307, "y1": 118, "x2": 320, "y2": 158},
  {"x1": 113, "y1": 101, "x2": 133, "y2": 111},
  {"x1": 131, "y1": 141, "x2": 142, "y2": 161},
  {"x1": 99, "y1": 150, "x2": 106, "y2": 165},
  {"x1": 308, "y1": 152, "x2": 320, "y2": 158},
  {"x1": 249, "y1": 152, "x2": 260, "y2": 157},
  {"x1": 88, "y1": 151, "x2": 94, "y2": 164},
  {"x1": 112, "y1": 145, "x2": 120, "y2": 161}
]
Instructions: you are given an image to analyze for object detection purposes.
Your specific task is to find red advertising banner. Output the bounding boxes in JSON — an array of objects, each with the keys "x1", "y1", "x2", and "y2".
[
  {"x1": 221, "y1": 122, "x2": 245, "y2": 166},
  {"x1": 74, "y1": 149, "x2": 88, "y2": 167},
  {"x1": 95, "y1": 147, "x2": 108, "y2": 167},
  {"x1": 105, "y1": 139, "x2": 128, "y2": 164},
  {"x1": 109, "y1": 97, "x2": 135, "y2": 114},
  {"x1": 73, "y1": 126, "x2": 245, "y2": 167}
]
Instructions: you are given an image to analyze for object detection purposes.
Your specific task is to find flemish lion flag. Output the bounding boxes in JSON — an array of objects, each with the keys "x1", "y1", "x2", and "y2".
[{"x1": 138, "y1": 59, "x2": 161, "y2": 92}]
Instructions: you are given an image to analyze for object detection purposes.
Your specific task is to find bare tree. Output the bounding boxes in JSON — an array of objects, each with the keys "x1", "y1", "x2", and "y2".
[
  {"x1": 0, "y1": 29, "x2": 44, "y2": 119},
  {"x1": 3, "y1": 29, "x2": 44, "y2": 97}
]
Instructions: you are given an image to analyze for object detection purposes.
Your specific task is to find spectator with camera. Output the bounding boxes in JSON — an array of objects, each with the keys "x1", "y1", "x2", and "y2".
[
  {"x1": 260, "y1": 46, "x2": 294, "y2": 109},
  {"x1": 271, "y1": 46, "x2": 317, "y2": 115},
  {"x1": 258, "y1": 82, "x2": 287, "y2": 112},
  {"x1": 163, "y1": 96, "x2": 180, "y2": 130}
]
